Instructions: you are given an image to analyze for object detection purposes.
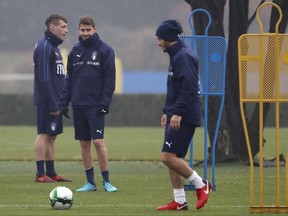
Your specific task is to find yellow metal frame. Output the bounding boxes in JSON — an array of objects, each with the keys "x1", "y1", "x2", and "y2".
[{"x1": 238, "y1": 2, "x2": 288, "y2": 213}]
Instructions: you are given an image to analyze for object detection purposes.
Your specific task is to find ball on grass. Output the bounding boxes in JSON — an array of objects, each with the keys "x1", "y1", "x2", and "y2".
[{"x1": 49, "y1": 186, "x2": 73, "y2": 210}]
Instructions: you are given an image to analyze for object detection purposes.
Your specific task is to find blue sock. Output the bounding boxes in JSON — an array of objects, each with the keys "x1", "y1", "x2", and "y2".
[
  {"x1": 101, "y1": 170, "x2": 109, "y2": 182},
  {"x1": 36, "y1": 160, "x2": 45, "y2": 176},
  {"x1": 85, "y1": 167, "x2": 96, "y2": 186},
  {"x1": 45, "y1": 160, "x2": 56, "y2": 177}
]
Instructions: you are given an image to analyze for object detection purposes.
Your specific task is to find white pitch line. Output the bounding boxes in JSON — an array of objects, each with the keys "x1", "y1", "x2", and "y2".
[{"x1": 0, "y1": 204, "x2": 249, "y2": 208}]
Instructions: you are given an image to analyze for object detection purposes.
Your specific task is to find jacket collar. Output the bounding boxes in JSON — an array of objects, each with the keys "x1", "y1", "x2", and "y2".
[
  {"x1": 79, "y1": 33, "x2": 102, "y2": 48},
  {"x1": 166, "y1": 40, "x2": 185, "y2": 57},
  {"x1": 44, "y1": 30, "x2": 63, "y2": 47}
]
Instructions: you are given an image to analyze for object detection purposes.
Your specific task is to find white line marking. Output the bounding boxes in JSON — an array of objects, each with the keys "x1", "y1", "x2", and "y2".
[{"x1": 0, "y1": 204, "x2": 249, "y2": 208}]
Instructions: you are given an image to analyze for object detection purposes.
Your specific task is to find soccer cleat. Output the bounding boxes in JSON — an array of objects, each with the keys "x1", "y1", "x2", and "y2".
[
  {"x1": 195, "y1": 179, "x2": 213, "y2": 209},
  {"x1": 49, "y1": 174, "x2": 72, "y2": 182},
  {"x1": 156, "y1": 201, "x2": 188, "y2": 210},
  {"x1": 103, "y1": 181, "x2": 117, "y2": 192},
  {"x1": 34, "y1": 174, "x2": 56, "y2": 183},
  {"x1": 76, "y1": 182, "x2": 97, "y2": 192}
]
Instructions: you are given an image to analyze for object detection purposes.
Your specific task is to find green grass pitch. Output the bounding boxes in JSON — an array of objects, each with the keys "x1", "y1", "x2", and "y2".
[{"x1": 0, "y1": 126, "x2": 287, "y2": 216}]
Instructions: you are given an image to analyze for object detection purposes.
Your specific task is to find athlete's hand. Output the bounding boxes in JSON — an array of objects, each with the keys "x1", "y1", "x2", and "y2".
[
  {"x1": 170, "y1": 115, "x2": 182, "y2": 130},
  {"x1": 50, "y1": 110, "x2": 60, "y2": 116},
  {"x1": 60, "y1": 107, "x2": 70, "y2": 119},
  {"x1": 161, "y1": 114, "x2": 167, "y2": 128}
]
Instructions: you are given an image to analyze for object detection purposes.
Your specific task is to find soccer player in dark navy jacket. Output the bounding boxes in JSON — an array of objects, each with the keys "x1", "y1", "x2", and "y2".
[
  {"x1": 61, "y1": 15, "x2": 117, "y2": 192},
  {"x1": 33, "y1": 14, "x2": 71, "y2": 183},
  {"x1": 155, "y1": 20, "x2": 212, "y2": 211}
]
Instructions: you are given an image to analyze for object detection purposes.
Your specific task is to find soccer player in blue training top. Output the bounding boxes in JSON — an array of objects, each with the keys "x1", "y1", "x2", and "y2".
[
  {"x1": 155, "y1": 20, "x2": 212, "y2": 210},
  {"x1": 61, "y1": 15, "x2": 117, "y2": 192},
  {"x1": 33, "y1": 14, "x2": 71, "y2": 183}
]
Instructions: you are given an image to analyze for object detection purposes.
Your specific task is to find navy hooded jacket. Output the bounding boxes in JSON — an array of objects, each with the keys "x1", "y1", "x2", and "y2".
[
  {"x1": 33, "y1": 30, "x2": 65, "y2": 112},
  {"x1": 61, "y1": 33, "x2": 115, "y2": 108},
  {"x1": 164, "y1": 40, "x2": 201, "y2": 126}
]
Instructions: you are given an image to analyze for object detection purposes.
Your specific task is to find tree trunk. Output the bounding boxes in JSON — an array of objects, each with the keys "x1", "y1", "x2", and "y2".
[
  {"x1": 184, "y1": 0, "x2": 288, "y2": 163},
  {"x1": 224, "y1": 0, "x2": 250, "y2": 162},
  {"x1": 186, "y1": 0, "x2": 248, "y2": 162}
]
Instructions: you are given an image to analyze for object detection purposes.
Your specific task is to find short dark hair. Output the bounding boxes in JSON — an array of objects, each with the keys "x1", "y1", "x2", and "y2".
[
  {"x1": 79, "y1": 15, "x2": 96, "y2": 28},
  {"x1": 45, "y1": 14, "x2": 67, "y2": 28}
]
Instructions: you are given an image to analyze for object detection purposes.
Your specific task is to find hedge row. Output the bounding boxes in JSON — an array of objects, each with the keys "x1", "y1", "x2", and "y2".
[
  {"x1": 1, "y1": 94, "x2": 287, "y2": 126},
  {"x1": 0, "y1": 94, "x2": 165, "y2": 126}
]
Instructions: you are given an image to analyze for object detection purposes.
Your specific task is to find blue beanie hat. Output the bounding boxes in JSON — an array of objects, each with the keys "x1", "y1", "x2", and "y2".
[{"x1": 155, "y1": 20, "x2": 183, "y2": 42}]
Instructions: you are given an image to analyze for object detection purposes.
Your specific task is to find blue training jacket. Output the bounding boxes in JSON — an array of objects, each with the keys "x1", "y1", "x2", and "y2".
[
  {"x1": 33, "y1": 30, "x2": 65, "y2": 112},
  {"x1": 61, "y1": 33, "x2": 115, "y2": 108},
  {"x1": 164, "y1": 40, "x2": 201, "y2": 126}
]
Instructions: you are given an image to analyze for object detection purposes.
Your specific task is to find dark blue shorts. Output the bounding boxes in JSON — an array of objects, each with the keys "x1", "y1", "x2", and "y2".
[
  {"x1": 162, "y1": 122, "x2": 196, "y2": 158},
  {"x1": 73, "y1": 106, "x2": 105, "y2": 141},
  {"x1": 36, "y1": 105, "x2": 63, "y2": 135}
]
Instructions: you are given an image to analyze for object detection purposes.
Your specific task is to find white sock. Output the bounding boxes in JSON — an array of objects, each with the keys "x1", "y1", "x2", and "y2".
[
  {"x1": 173, "y1": 188, "x2": 186, "y2": 204},
  {"x1": 187, "y1": 171, "x2": 205, "y2": 189}
]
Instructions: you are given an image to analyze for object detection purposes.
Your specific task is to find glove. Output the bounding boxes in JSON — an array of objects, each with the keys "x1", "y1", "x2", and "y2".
[
  {"x1": 99, "y1": 105, "x2": 109, "y2": 115},
  {"x1": 61, "y1": 107, "x2": 70, "y2": 119}
]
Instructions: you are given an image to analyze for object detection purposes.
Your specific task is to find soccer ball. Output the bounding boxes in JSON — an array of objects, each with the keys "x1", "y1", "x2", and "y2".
[{"x1": 49, "y1": 186, "x2": 73, "y2": 210}]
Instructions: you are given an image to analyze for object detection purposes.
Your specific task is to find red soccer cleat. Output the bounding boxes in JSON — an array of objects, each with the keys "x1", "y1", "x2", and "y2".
[
  {"x1": 34, "y1": 174, "x2": 55, "y2": 183},
  {"x1": 156, "y1": 201, "x2": 188, "y2": 211},
  {"x1": 49, "y1": 174, "x2": 72, "y2": 182},
  {"x1": 196, "y1": 180, "x2": 213, "y2": 209}
]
